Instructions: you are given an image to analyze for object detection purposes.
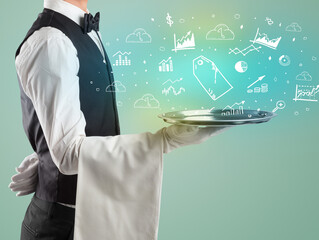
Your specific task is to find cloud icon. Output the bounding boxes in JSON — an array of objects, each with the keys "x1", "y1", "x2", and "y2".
[
  {"x1": 134, "y1": 94, "x2": 160, "y2": 109},
  {"x1": 206, "y1": 24, "x2": 235, "y2": 40},
  {"x1": 286, "y1": 23, "x2": 302, "y2": 32},
  {"x1": 296, "y1": 71, "x2": 312, "y2": 81},
  {"x1": 126, "y1": 28, "x2": 152, "y2": 43},
  {"x1": 105, "y1": 81, "x2": 126, "y2": 92}
]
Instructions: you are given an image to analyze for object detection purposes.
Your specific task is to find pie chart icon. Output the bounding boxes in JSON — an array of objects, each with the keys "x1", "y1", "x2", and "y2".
[
  {"x1": 235, "y1": 61, "x2": 248, "y2": 73},
  {"x1": 279, "y1": 55, "x2": 291, "y2": 66}
]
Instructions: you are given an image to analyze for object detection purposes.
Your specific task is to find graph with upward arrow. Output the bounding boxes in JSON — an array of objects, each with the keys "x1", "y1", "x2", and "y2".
[
  {"x1": 172, "y1": 31, "x2": 196, "y2": 52},
  {"x1": 162, "y1": 86, "x2": 186, "y2": 96}
]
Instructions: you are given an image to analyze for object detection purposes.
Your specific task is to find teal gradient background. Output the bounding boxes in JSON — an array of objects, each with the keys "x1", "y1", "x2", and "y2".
[{"x1": 1, "y1": 0, "x2": 318, "y2": 239}]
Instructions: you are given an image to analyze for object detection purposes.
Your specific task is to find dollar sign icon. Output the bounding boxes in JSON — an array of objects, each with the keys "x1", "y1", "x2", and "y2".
[
  {"x1": 265, "y1": 17, "x2": 274, "y2": 25},
  {"x1": 166, "y1": 13, "x2": 174, "y2": 27}
]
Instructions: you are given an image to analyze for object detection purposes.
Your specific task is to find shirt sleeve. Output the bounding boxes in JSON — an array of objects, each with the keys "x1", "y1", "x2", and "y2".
[
  {"x1": 15, "y1": 26, "x2": 92, "y2": 175},
  {"x1": 15, "y1": 26, "x2": 219, "y2": 177}
]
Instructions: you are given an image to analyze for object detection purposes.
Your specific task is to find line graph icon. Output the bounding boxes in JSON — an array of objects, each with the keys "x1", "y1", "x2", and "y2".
[
  {"x1": 293, "y1": 85, "x2": 319, "y2": 102},
  {"x1": 193, "y1": 56, "x2": 233, "y2": 101},
  {"x1": 250, "y1": 28, "x2": 281, "y2": 50},
  {"x1": 162, "y1": 78, "x2": 185, "y2": 96},
  {"x1": 229, "y1": 44, "x2": 261, "y2": 56},
  {"x1": 112, "y1": 51, "x2": 131, "y2": 66},
  {"x1": 159, "y1": 57, "x2": 173, "y2": 72},
  {"x1": 222, "y1": 101, "x2": 245, "y2": 116},
  {"x1": 172, "y1": 31, "x2": 195, "y2": 52},
  {"x1": 162, "y1": 78, "x2": 183, "y2": 85},
  {"x1": 162, "y1": 86, "x2": 186, "y2": 96}
]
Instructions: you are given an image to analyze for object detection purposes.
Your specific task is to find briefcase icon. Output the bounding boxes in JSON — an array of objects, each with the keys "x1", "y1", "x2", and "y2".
[{"x1": 193, "y1": 56, "x2": 233, "y2": 101}]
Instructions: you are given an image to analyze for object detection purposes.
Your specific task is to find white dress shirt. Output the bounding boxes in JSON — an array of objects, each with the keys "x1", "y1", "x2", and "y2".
[
  {"x1": 15, "y1": 0, "x2": 107, "y2": 208},
  {"x1": 14, "y1": 0, "x2": 168, "y2": 232},
  {"x1": 15, "y1": 1, "x2": 226, "y2": 238}
]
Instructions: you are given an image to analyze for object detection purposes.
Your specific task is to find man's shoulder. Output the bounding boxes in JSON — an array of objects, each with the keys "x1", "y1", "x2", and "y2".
[
  {"x1": 26, "y1": 26, "x2": 74, "y2": 48},
  {"x1": 16, "y1": 27, "x2": 76, "y2": 65}
]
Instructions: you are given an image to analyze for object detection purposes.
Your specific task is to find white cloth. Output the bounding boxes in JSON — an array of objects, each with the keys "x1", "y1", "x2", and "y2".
[{"x1": 15, "y1": 1, "x2": 230, "y2": 239}]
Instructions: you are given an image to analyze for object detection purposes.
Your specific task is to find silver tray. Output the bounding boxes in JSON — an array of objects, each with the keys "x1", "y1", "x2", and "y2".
[{"x1": 158, "y1": 109, "x2": 277, "y2": 127}]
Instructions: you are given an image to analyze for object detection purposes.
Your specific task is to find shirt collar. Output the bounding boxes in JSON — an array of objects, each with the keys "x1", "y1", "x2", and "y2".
[{"x1": 44, "y1": 0, "x2": 89, "y2": 27}]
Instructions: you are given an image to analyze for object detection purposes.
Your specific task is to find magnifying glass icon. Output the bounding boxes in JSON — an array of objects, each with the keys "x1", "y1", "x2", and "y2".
[{"x1": 272, "y1": 100, "x2": 286, "y2": 112}]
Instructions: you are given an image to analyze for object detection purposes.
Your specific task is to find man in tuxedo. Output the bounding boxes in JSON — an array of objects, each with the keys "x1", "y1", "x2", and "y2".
[{"x1": 11, "y1": 0, "x2": 230, "y2": 239}]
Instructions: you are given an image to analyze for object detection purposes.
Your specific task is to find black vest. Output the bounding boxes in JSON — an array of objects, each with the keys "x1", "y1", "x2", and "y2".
[{"x1": 15, "y1": 8, "x2": 120, "y2": 205}]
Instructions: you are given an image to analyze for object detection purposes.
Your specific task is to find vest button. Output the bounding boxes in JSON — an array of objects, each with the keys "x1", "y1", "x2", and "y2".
[{"x1": 103, "y1": 59, "x2": 106, "y2": 64}]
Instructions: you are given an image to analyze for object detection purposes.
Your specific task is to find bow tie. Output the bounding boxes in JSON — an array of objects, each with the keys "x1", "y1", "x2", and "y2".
[{"x1": 83, "y1": 12, "x2": 100, "y2": 34}]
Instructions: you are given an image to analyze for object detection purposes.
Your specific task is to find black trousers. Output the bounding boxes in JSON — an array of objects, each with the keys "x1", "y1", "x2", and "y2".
[{"x1": 20, "y1": 194, "x2": 75, "y2": 240}]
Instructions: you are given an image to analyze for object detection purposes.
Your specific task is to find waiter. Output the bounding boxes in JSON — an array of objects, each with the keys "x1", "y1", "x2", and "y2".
[{"x1": 11, "y1": 0, "x2": 230, "y2": 239}]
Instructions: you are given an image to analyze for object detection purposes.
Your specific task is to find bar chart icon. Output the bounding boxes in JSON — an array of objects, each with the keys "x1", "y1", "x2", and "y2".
[
  {"x1": 293, "y1": 85, "x2": 319, "y2": 102},
  {"x1": 159, "y1": 57, "x2": 173, "y2": 72},
  {"x1": 172, "y1": 31, "x2": 195, "y2": 52},
  {"x1": 113, "y1": 51, "x2": 132, "y2": 66}
]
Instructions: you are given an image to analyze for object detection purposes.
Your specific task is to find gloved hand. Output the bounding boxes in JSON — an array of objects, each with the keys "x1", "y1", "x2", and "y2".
[
  {"x1": 8, "y1": 152, "x2": 39, "y2": 196},
  {"x1": 161, "y1": 124, "x2": 230, "y2": 154}
]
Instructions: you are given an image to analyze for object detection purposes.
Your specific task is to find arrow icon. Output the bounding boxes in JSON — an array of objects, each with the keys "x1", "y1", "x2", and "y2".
[{"x1": 247, "y1": 75, "x2": 266, "y2": 89}]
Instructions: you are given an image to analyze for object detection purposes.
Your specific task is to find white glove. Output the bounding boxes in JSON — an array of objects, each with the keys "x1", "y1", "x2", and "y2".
[
  {"x1": 9, "y1": 152, "x2": 39, "y2": 196},
  {"x1": 162, "y1": 124, "x2": 230, "y2": 154}
]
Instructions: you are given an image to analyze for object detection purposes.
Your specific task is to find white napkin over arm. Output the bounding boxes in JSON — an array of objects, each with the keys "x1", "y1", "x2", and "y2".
[
  {"x1": 74, "y1": 125, "x2": 229, "y2": 240},
  {"x1": 75, "y1": 130, "x2": 164, "y2": 240}
]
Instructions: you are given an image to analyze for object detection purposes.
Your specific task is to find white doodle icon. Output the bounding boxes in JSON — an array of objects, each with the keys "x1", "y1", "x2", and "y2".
[
  {"x1": 105, "y1": 81, "x2": 126, "y2": 93},
  {"x1": 247, "y1": 75, "x2": 266, "y2": 89},
  {"x1": 134, "y1": 94, "x2": 160, "y2": 108},
  {"x1": 286, "y1": 23, "x2": 302, "y2": 32},
  {"x1": 193, "y1": 56, "x2": 233, "y2": 101},
  {"x1": 172, "y1": 31, "x2": 195, "y2": 52},
  {"x1": 235, "y1": 61, "x2": 248, "y2": 73},
  {"x1": 162, "y1": 86, "x2": 185, "y2": 96},
  {"x1": 159, "y1": 57, "x2": 173, "y2": 72},
  {"x1": 206, "y1": 24, "x2": 235, "y2": 40},
  {"x1": 250, "y1": 28, "x2": 281, "y2": 50},
  {"x1": 126, "y1": 28, "x2": 152, "y2": 43},
  {"x1": 162, "y1": 78, "x2": 183, "y2": 85},
  {"x1": 229, "y1": 44, "x2": 261, "y2": 56},
  {"x1": 279, "y1": 55, "x2": 291, "y2": 66},
  {"x1": 293, "y1": 85, "x2": 319, "y2": 102},
  {"x1": 166, "y1": 13, "x2": 174, "y2": 27},
  {"x1": 265, "y1": 17, "x2": 274, "y2": 25},
  {"x1": 222, "y1": 101, "x2": 245, "y2": 116},
  {"x1": 234, "y1": 14, "x2": 240, "y2": 20},
  {"x1": 272, "y1": 100, "x2": 286, "y2": 112},
  {"x1": 162, "y1": 78, "x2": 185, "y2": 96},
  {"x1": 112, "y1": 51, "x2": 131, "y2": 66},
  {"x1": 247, "y1": 83, "x2": 268, "y2": 94},
  {"x1": 296, "y1": 71, "x2": 312, "y2": 81}
]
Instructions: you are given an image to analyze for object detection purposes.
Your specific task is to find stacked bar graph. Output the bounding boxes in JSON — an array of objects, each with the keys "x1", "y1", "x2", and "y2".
[
  {"x1": 112, "y1": 51, "x2": 132, "y2": 66},
  {"x1": 159, "y1": 57, "x2": 173, "y2": 72},
  {"x1": 115, "y1": 55, "x2": 131, "y2": 66}
]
